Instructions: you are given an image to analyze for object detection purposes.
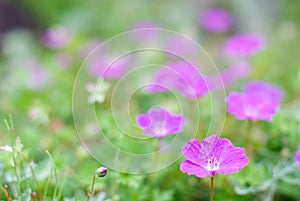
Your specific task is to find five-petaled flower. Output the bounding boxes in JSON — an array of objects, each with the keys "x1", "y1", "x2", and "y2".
[
  {"x1": 136, "y1": 107, "x2": 186, "y2": 138},
  {"x1": 226, "y1": 81, "x2": 283, "y2": 122},
  {"x1": 180, "y1": 134, "x2": 249, "y2": 178},
  {"x1": 295, "y1": 151, "x2": 300, "y2": 171}
]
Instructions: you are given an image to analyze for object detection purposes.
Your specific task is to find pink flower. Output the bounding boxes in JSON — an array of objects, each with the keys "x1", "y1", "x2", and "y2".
[
  {"x1": 199, "y1": 8, "x2": 233, "y2": 33},
  {"x1": 147, "y1": 61, "x2": 209, "y2": 100},
  {"x1": 295, "y1": 151, "x2": 300, "y2": 171},
  {"x1": 136, "y1": 107, "x2": 186, "y2": 138},
  {"x1": 220, "y1": 62, "x2": 252, "y2": 87},
  {"x1": 180, "y1": 135, "x2": 249, "y2": 178},
  {"x1": 42, "y1": 26, "x2": 72, "y2": 49},
  {"x1": 223, "y1": 33, "x2": 265, "y2": 58},
  {"x1": 147, "y1": 61, "x2": 251, "y2": 100},
  {"x1": 130, "y1": 21, "x2": 160, "y2": 40},
  {"x1": 243, "y1": 81, "x2": 283, "y2": 102},
  {"x1": 226, "y1": 82, "x2": 282, "y2": 122},
  {"x1": 165, "y1": 36, "x2": 197, "y2": 56},
  {"x1": 88, "y1": 54, "x2": 133, "y2": 80}
]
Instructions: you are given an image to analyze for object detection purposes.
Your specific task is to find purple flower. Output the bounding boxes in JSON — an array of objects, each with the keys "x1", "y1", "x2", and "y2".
[
  {"x1": 199, "y1": 8, "x2": 233, "y2": 33},
  {"x1": 226, "y1": 82, "x2": 282, "y2": 122},
  {"x1": 130, "y1": 21, "x2": 160, "y2": 40},
  {"x1": 42, "y1": 26, "x2": 72, "y2": 49},
  {"x1": 295, "y1": 151, "x2": 300, "y2": 171},
  {"x1": 223, "y1": 33, "x2": 265, "y2": 57},
  {"x1": 180, "y1": 135, "x2": 249, "y2": 178},
  {"x1": 136, "y1": 107, "x2": 186, "y2": 138},
  {"x1": 243, "y1": 81, "x2": 284, "y2": 101},
  {"x1": 165, "y1": 36, "x2": 197, "y2": 56},
  {"x1": 220, "y1": 62, "x2": 252, "y2": 87},
  {"x1": 88, "y1": 54, "x2": 133, "y2": 80},
  {"x1": 147, "y1": 61, "x2": 209, "y2": 100}
]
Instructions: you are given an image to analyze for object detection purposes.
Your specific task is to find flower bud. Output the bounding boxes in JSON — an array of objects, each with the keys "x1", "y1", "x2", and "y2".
[{"x1": 95, "y1": 167, "x2": 108, "y2": 177}]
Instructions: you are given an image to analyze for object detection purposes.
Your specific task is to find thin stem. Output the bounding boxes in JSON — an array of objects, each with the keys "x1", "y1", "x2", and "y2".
[
  {"x1": 17, "y1": 151, "x2": 41, "y2": 195},
  {"x1": 86, "y1": 173, "x2": 96, "y2": 201},
  {"x1": 46, "y1": 150, "x2": 58, "y2": 200},
  {"x1": 210, "y1": 177, "x2": 214, "y2": 201},
  {"x1": 4, "y1": 119, "x2": 21, "y2": 195},
  {"x1": 244, "y1": 120, "x2": 253, "y2": 153}
]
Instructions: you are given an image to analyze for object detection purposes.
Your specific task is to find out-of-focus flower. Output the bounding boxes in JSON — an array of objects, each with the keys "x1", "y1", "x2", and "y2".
[
  {"x1": 180, "y1": 134, "x2": 249, "y2": 178},
  {"x1": 88, "y1": 54, "x2": 133, "y2": 80},
  {"x1": 243, "y1": 81, "x2": 284, "y2": 102},
  {"x1": 223, "y1": 33, "x2": 265, "y2": 58},
  {"x1": 42, "y1": 26, "x2": 72, "y2": 49},
  {"x1": 226, "y1": 82, "x2": 283, "y2": 122},
  {"x1": 220, "y1": 62, "x2": 251, "y2": 87},
  {"x1": 26, "y1": 59, "x2": 50, "y2": 90},
  {"x1": 295, "y1": 151, "x2": 300, "y2": 171},
  {"x1": 130, "y1": 21, "x2": 160, "y2": 40},
  {"x1": 199, "y1": 8, "x2": 233, "y2": 33},
  {"x1": 86, "y1": 82, "x2": 110, "y2": 104},
  {"x1": 147, "y1": 61, "x2": 251, "y2": 100},
  {"x1": 147, "y1": 61, "x2": 209, "y2": 100},
  {"x1": 28, "y1": 103, "x2": 50, "y2": 125},
  {"x1": 136, "y1": 107, "x2": 186, "y2": 138},
  {"x1": 165, "y1": 36, "x2": 197, "y2": 56},
  {"x1": 0, "y1": 145, "x2": 13, "y2": 152},
  {"x1": 95, "y1": 167, "x2": 108, "y2": 177}
]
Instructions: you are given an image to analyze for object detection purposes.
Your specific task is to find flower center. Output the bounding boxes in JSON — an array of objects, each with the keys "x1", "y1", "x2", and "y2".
[{"x1": 206, "y1": 155, "x2": 219, "y2": 171}]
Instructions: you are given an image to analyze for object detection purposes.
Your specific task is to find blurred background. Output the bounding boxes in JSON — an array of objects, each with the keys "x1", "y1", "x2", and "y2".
[{"x1": 0, "y1": 0, "x2": 300, "y2": 200}]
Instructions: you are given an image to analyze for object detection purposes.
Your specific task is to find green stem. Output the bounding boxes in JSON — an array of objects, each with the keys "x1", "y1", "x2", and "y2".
[
  {"x1": 46, "y1": 150, "x2": 58, "y2": 200},
  {"x1": 244, "y1": 120, "x2": 253, "y2": 153},
  {"x1": 210, "y1": 177, "x2": 214, "y2": 201},
  {"x1": 87, "y1": 173, "x2": 96, "y2": 201},
  {"x1": 17, "y1": 151, "x2": 43, "y2": 200}
]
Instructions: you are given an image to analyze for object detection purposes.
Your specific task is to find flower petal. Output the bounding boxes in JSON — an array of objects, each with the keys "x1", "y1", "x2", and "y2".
[
  {"x1": 181, "y1": 139, "x2": 202, "y2": 165},
  {"x1": 217, "y1": 145, "x2": 249, "y2": 175},
  {"x1": 180, "y1": 160, "x2": 210, "y2": 178}
]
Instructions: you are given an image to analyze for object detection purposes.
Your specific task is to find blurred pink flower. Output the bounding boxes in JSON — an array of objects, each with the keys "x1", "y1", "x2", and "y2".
[
  {"x1": 243, "y1": 81, "x2": 284, "y2": 101},
  {"x1": 147, "y1": 61, "x2": 251, "y2": 100},
  {"x1": 26, "y1": 59, "x2": 50, "y2": 90},
  {"x1": 180, "y1": 135, "x2": 249, "y2": 178},
  {"x1": 88, "y1": 55, "x2": 133, "y2": 80},
  {"x1": 295, "y1": 151, "x2": 300, "y2": 171},
  {"x1": 223, "y1": 33, "x2": 265, "y2": 57},
  {"x1": 42, "y1": 26, "x2": 72, "y2": 49},
  {"x1": 136, "y1": 107, "x2": 186, "y2": 138},
  {"x1": 220, "y1": 62, "x2": 251, "y2": 87},
  {"x1": 226, "y1": 82, "x2": 283, "y2": 122},
  {"x1": 147, "y1": 61, "x2": 209, "y2": 100},
  {"x1": 199, "y1": 8, "x2": 233, "y2": 33},
  {"x1": 165, "y1": 36, "x2": 197, "y2": 56},
  {"x1": 130, "y1": 21, "x2": 160, "y2": 40}
]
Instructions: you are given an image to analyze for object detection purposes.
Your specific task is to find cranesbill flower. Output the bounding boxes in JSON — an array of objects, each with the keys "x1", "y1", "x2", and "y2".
[
  {"x1": 243, "y1": 81, "x2": 284, "y2": 101},
  {"x1": 295, "y1": 151, "x2": 300, "y2": 171},
  {"x1": 223, "y1": 33, "x2": 265, "y2": 58},
  {"x1": 136, "y1": 107, "x2": 186, "y2": 138},
  {"x1": 88, "y1": 55, "x2": 132, "y2": 80},
  {"x1": 199, "y1": 8, "x2": 233, "y2": 33},
  {"x1": 226, "y1": 82, "x2": 282, "y2": 122},
  {"x1": 147, "y1": 61, "x2": 209, "y2": 100},
  {"x1": 180, "y1": 134, "x2": 249, "y2": 178}
]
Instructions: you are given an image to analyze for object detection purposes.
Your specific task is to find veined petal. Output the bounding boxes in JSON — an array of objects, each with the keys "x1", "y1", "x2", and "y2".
[
  {"x1": 180, "y1": 160, "x2": 210, "y2": 178},
  {"x1": 217, "y1": 146, "x2": 249, "y2": 175},
  {"x1": 181, "y1": 139, "x2": 202, "y2": 165}
]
